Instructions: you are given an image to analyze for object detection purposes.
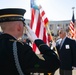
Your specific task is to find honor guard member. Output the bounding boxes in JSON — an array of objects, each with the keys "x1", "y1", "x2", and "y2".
[{"x1": 0, "y1": 8, "x2": 60, "y2": 75}]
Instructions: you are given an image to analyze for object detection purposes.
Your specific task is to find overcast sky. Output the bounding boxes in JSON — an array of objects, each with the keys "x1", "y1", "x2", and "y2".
[{"x1": 0, "y1": 0, "x2": 76, "y2": 21}]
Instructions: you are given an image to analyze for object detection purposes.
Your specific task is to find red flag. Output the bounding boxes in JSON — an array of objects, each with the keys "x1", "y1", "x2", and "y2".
[{"x1": 30, "y1": 0, "x2": 49, "y2": 54}]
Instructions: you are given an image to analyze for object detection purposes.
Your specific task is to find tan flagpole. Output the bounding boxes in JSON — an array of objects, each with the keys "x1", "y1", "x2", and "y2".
[{"x1": 46, "y1": 24, "x2": 59, "y2": 58}]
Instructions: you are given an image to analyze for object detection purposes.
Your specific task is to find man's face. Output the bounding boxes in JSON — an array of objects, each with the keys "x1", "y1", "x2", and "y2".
[{"x1": 59, "y1": 30, "x2": 64, "y2": 38}]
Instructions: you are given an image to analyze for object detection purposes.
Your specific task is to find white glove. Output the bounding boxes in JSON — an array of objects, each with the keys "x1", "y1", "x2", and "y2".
[
  {"x1": 25, "y1": 25, "x2": 38, "y2": 42},
  {"x1": 72, "y1": 66, "x2": 76, "y2": 70},
  {"x1": 51, "y1": 41, "x2": 56, "y2": 47}
]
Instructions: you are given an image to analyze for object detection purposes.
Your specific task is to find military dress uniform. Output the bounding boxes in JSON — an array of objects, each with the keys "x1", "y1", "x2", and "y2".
[
  {"x1": 0, "y1": 8, "x2": 60, "y2": 75},
  {"x1": 0, "y1": 34, "x2": 60, "y2": 75}
]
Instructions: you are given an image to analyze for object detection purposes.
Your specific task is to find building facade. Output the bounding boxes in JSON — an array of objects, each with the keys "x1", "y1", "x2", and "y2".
[
  {"x1": 0, "y1": 19, "x2": 71, "y2": 36},
  {"x1": 49, "y1": 20, "x2": 70, "y2": 36},
  {"x1": 25, "y1": 19, "x2": 71, "y2": 36}
]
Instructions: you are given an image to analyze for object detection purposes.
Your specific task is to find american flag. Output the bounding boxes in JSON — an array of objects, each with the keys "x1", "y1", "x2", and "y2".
[
  {"x1": 30, "y1": 0, "x2": 49, "y2": 54},
  {"x1": 69, "y1": 11, "x2": 75, "y2": 38}
]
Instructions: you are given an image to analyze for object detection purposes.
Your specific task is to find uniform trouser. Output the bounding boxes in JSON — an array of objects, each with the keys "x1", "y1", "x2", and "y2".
[{"x1": 59, "y1": 69, "x2": 72, "y2": 75}]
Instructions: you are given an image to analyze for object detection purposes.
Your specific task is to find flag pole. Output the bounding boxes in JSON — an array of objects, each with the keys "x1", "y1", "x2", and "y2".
[
  {"x1": 69, "y1": 7, "x2": 75, "y2": 38},
  {"x1": 46, "y1": 24, "x2": 59, "y2": 57},
  {"x1": 72, "y1": 7, "x2": 75, "y2": 12},
  {"x1": 72, "y1": 7, "x2": 75, "y2": 24}
]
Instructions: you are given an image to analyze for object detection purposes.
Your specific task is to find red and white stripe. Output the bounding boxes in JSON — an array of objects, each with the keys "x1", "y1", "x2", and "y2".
[
  {"x1": 69, "y1": 21, "x2": 74, "y2": 37},
  {"x1": 40, "y1": 7, "x2": 49, "y2": 26},
  {"x1": 30, "y1": 7, "x2": 49, "y2": 54}
]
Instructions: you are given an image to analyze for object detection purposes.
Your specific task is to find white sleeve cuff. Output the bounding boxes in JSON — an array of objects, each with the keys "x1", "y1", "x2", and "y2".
[{"x1": 72, "y1": 66, "x2": 76, "y2": 70}]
